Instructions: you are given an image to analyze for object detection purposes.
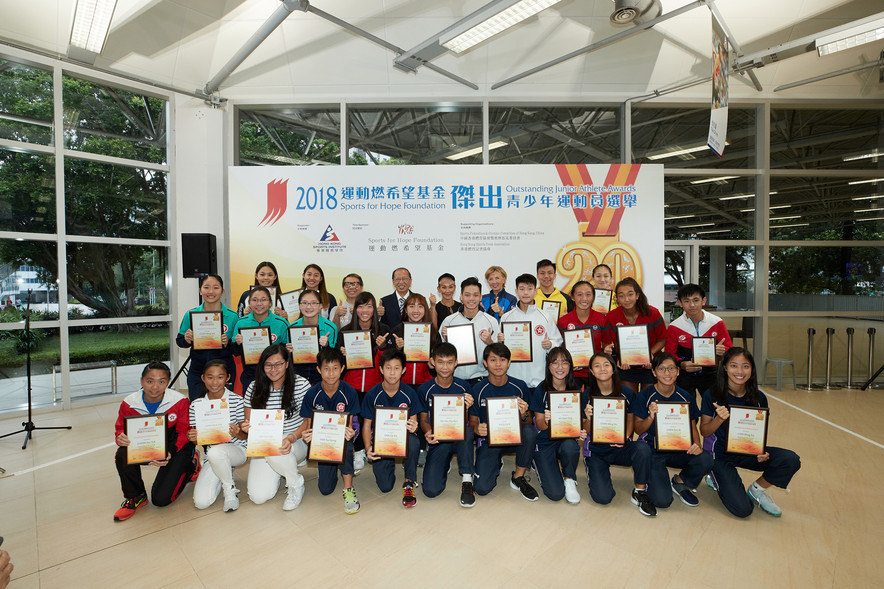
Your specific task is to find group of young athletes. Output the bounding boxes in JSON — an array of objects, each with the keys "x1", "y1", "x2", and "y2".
[{"x1": 111, "y1": 260, "x2": 800, "y2": 522}]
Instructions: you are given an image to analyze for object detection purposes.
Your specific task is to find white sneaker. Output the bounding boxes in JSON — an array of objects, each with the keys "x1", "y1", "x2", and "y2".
[
  {"x1": 563, "y1": 479, "x2": 580, "y2": 505},
  {"x1": 747, "y1": 481, "x2": 782, "y2": 517},
  {"x1": 283, "y1": 476, "x2": 305, "y2": 511},
  {"x1": 353, "y1": 449, "x2": 367, "y2": 474},
  {"x1": 222, "y1": 484, "x2": 240, "y2": 512}
]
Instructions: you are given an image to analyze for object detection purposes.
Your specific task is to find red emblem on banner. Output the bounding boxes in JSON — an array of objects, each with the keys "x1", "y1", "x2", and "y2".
[{"x1": 260, "y1": 179, "x2": 288, "y2": 226}]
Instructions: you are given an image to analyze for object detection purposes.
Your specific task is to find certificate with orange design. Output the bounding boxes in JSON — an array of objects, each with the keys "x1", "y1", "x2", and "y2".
[
  {"x1": 726, "y1": 406, "x2": 769, "y2": 455},
  {"x1": 342, "y1": 330, "x2": 374, "y2": 369},
  {"x1": 194, "y1": 399, "x2": 232, "y2": 445},
  {"x1": 279, "y1": 290, "x2": 300, "y2": 323},
  {"x1": 190, "y1": 311, "x2": 223, "y2": 350},
  {"x1": 289, "y1": 325, "x2": 320, "y2": 364},
  {"x1": 549, "y1": 391, "x2": 582, "y2": 439},
  {"x1": 432, "y1": 394, "x2": 465, "y2": 441},
  {"x1": 653, "y1": 402, "x2": 692, "y2": 452},
  {"x1": 563, "y1": 328, "x2": 594, "y2": 369},
  {"x1": 487, "y1": 396, "x2": 522, "y2": 447},
  {"x1": 239, "y1": 326, "x2": 271, "y2": 365},
  {"x1": 373, "y1": 407, "x2": 409, "y2": 458},
  {"x1": 540, "y1": 300, "x2": 561, "y2": 323},
  {"x1": 591, "y1": 396, "x2": 627, "y2": 445},
  {"x1": 445, "y1": 323, "x2": 478, "y2": 366},
  {"x1": 692, "y1": 337, "x2": 716, "y2": 367},
  {"x1": 617, "y1": 325, "x2": 650, "y2": 366},
  {"x1": 308, "y1": 411, "x2": 349, "y2": 463},
  {"x1": 125, "y1": 414, "x2": 167, "y2": 464},
  {"x1": 404, "y1": 322, "x2": 432, "y2": 362},
  {"x1": 246, "y1": 409, "x2": 284, "y2": 457},
  {"x1": 502, "y1": 321, "x2": 533, "y2": 363},
  {"x1": 592, "y1": 289, "x2": 613, "y2": 314}
]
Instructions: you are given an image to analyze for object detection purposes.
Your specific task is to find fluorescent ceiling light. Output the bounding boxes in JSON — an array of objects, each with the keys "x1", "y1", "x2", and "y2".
[
  {"x1": 815, "y1": 17, "x2": 884, "y2": 56},
  {"x1": 690, "y1": 176, "x2": 738, "y2": 185},
  {"x1": 70, "y1": 0, "x2": 118, "y2": 54},
  {"x1": 680, "y1": 223, "x2": 714, "y2": 228},
  {"x1": 719, "y1": 193, "x2": 752, "y2": 201},
  {"x1": 855, "y1": 208, "x2": 881, "y2": 213},
  {"x1": 769, "y1": 191, "x2": 778, "y2": 195},
  {"x1": 771, "y1": 215, "x2": 801, "y2": 221},
  {"x1": 849, "y1": 178, "x2": 884, "y2": 185},
  {"x1": 857, "y1": 216, "x2": 884, "y2": 222},
  {"x1": 647, "y1": 142, "x2": 729, "y2": 161},
  {"x1": 441, "y1": 0, "x2": 564, "y2": 54},
  {"x1": 446, "y1": 140, "x2": 508, "y2": 161},
  {"x1": 665, "y1": 215, "x2": 695, "y2": 220},
  {"x1": 695, "y1": 229, "x2": 730, "y2": 235},
  {"x1": 774, "y1": 223, "x2": 810, "y2": 228},
  {"x1": 852, "y1": 194, "x2": 882, "y2": 201},
  {"x1": 770, "y1": 205, "x2": 791, "y2": 210},
  {"x1": 843, "y1": 149, "x2": 882, "y2": 162}
]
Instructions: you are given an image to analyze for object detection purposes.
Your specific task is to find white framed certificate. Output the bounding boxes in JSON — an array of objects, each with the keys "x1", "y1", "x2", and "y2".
[
  {"x1": 373, "y1": 407, "x2": 409, "y2": 458},
  {"x1": 279, "y1": 289, "x2": 300, "y2": 323},
  {"x1": 125, "y1": 414, "x2": 167, "y2": 464},
  {"x1": 501, "y1": 321, "x2": 533, "y2": 363},
  {"x1": 432, "y1": 394, "x2": 465, "y2": 441},
  {"x1": 592, "y1": 289, "x2": 613, "y2": 314},
  {"x1": 563, "y1": 328, "x2": 595, "y2": 369},
  {"x1": 692, "y1": 337, "x2": 716, "y2": 367},
  {"x1": 653, "y1": 402, "x2": 692, "y2": 452},
  {"x1": 308, "y1": 410, "x2": 349, "y2": 463},
  {"x1": 246, "y1": 409, "x2": 285, "y2": 457},
  {"x1": 190, "y1": 311, "x2": 223, "y2": 350},
  {"x1": 548, "y1": 391, "x2": 582, "y2": 439},
  {"x1": 540, "y1": 300, "x2": 561, "y2": 323},
  {"x1": 342, "y1": 330, "x2": 374, "y2": 369},
  {"x1": 726, "y1": 406, "x2": 769, "y2": 455},
  {"x1": 591, "y1": 396, "x2": 627, "y2": 445},
  {"x1": 403, "y1": 322, "x2": 432, "y2": 362},
  {"x1": 239, "y1": 326, "x2": 271, "y2": 365},
  {"x1": 617, "y1": 324, "x2": 650, "y2": 366},
  {"x1": 289, "y1": 325, "x2": 320, "y2": 364},
  {"x1": 194, "y1": 399, "x2": 232, "y2": 445},
  {"x1": 486, "y1": 396, "x2": 522, "y2": 446},
  {"x1": 445, "y1": 323, "x2": 478, "y2": 366}
]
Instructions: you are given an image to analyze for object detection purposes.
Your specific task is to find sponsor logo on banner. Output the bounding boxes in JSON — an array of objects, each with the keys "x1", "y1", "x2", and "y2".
[
  {"x1": 260, "y1": 179, "x2": 288, "y2": 226},
  {"x1": 320, "y1": 225, "x2": 340, "y2": 242},
  {"x1": 399, "y1": 224, "x2": 414, "y2": 235},
  {"x1": 313, "y1": 223, "x2": 347, "y2": 254}
]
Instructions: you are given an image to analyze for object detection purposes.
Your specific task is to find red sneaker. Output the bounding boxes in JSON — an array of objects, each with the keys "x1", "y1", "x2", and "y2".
[
  {"x1": 113, "y1": 494, "x2": 147, "y2": 522},
  {"x1": 402, "y1": 481, "x2": 417, "y2": 508},
  {"x1": 189, "y1": 451, "x2": 201, "y2": 482}
]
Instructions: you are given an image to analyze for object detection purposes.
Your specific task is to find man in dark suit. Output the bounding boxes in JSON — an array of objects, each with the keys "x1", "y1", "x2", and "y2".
[{"x1": 379, "y1": 267, "x2": 414, "y2": 329}]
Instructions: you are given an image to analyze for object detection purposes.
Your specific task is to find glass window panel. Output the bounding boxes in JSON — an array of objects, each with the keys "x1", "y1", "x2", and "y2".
[
  {"x1": 66, "y1": 243, "x2": 169, "y2": 319},
  {"x1": 64, "y1": 159, "x2": 167, "y2": 239},
  {"x1": 697, "y1": 245, "x2": 755, "y2": 311},
  {"x1": 0, "y1": 238, "x2": 59, "y2": 322},
  {"x1": 63, "y1": 76, "x2": 167, "y2": 165},
  {"x1": 0, "y1": 326, "x2": 61, "y2": 411},
  {"x1": 239, "y1": 107, "x2": 342, "y2": 166},
  {"x1": 347, "y1": 105, "x2": 482, "y2": 165},
  {"x1": 632, "y1": 106, "x2": 756, "y2": 168},
  {"x1": 67, "y1": 321, "x2": 171, "y2": 401},
  {"x1": 0, "y1": 148, "x2": 56, "y2": 233},
  {"x1": 769, "y1": 176, "x2": 884, "y2": 240},
  {"x1": 487, "y1": 105, "x2": 620, "y2": 164},
  {"x1": 770, "y1": 109, "x2": 884, "y2": 171},
  {"x1": 0, "y1": 59, "x2": 54, "y2": 145},
  {"x1": 769, "y1": 246, "x2": 884, "y2": 307},
  {"x1": 664, "y1": 175, "x2": 755, "y2": 239},
  {"x1": 766, "y1": 317, "x2": 884, "y2": 385}
]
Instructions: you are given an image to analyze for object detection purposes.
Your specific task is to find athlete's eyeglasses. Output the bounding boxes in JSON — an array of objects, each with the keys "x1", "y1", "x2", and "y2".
[
  {"x1": 656, "y1": 366, "x2": 678, "y2": 373},
  {"x1": 264, "y1": 361, "x2": 287, "y2": 369}
]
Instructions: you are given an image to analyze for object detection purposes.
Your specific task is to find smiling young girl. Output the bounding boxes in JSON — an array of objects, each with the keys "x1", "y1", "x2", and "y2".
[
  {"x1": 557, "y1": 281, "x2": 614, "y2": 388},
  {"x1": 288, "y1": 289, "x2": 338, "y2": 386},
  {"x1": 633, "y1": 353, "x2": 712, "y2": 507},
  {"x1": 233, "y1": 286, "x2": 290, "y2": 391},
  {"x1": 531, "y1": 346, "x2": 587, "y2": 505},
  {"x1": 383, "y1": 293, "x2": 439, "y2": 388},
  {"x1": 299, "y1": 264, "x2": 336, "y2": 319},
  {"x1": 236, "y1": 261, "x2": 286, "y2": 318},
  {"x1": 700, "y1": 348, "x2": 801, "y2": 518},
  {"x1": 607, "y1": 278, "x2": 666, "y2": 394},
  {"x1": 188, "y1": 360, "x2": 248, "y2": 512},
  {"x1": 176, "y1": 274, "x2": 239, "y2": 401}
]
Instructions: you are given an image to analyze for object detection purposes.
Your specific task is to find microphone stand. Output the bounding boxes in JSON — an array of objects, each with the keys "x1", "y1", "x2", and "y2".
[{"x1": 1, "y1": 289, "x2": 72, "y2": 450}]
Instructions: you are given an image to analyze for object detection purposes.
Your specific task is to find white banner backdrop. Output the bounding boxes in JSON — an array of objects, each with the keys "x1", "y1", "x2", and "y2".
[{"x1": 228, "y1": 164, "x2": 664, "y2": 308}]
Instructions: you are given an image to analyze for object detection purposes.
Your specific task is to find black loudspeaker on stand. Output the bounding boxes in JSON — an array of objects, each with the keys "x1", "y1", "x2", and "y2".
[
  {"x1": 1, "y1": 290, "x2": 72, "y2": 450},
  {"x1": 181, "y1": 233, "x2": 217, "y2": 278}
]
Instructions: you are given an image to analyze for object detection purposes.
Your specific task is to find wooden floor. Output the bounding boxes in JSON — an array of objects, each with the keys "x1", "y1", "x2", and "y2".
[{"x1": 1, "y1": 384, "x2": 882, "y2": 588}]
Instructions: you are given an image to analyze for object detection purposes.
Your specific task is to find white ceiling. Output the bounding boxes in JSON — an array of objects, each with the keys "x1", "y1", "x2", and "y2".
[{"x1": 0, "y1": 0, "x2": 882, "y2": 102}]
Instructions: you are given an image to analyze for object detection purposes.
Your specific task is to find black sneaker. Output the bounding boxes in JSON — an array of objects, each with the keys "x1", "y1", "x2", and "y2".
[
  {"x1": 509, "y1": 471, "x2": 539, "y2": 501},
  {"x1": 631, "y1": 488, "x2": 657, "y2": 517},
  {"x1": 671, "y1": 475, "x2": 699, "y2": 507},
  {"x1": 460, "y1": 481, "x2": 476, "y2": 508}
]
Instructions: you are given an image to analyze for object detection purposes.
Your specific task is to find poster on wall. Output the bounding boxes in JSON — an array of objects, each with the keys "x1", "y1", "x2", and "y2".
[{"x1": 227, "y1": 164, "x2": 664, "y2": 310}]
